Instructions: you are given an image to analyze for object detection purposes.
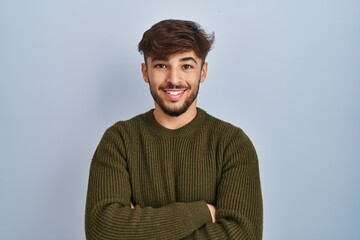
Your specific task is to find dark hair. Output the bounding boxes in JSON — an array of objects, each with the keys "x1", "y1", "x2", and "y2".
[{"x1": 138, "y1": 19, "x2": 215, "y2": 63}]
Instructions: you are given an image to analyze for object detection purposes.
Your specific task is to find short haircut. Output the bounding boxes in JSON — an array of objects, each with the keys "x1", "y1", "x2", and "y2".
[{"x1": 138, "y1": 19, "x2": 215, "y2": 63}]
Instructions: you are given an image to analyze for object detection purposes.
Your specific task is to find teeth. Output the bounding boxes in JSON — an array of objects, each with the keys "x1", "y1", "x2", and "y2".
[{"x1": 167, "y1": 91, "x2": 183, "y2": 95}]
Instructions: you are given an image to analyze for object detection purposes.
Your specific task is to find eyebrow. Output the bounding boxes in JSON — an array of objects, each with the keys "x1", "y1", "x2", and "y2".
[
  {"x1": 180, "y1": 57, "x2": 198, "y2": 64},
  {"x1": 151, "y1": 56, "x2": 198, "y2": 65}
]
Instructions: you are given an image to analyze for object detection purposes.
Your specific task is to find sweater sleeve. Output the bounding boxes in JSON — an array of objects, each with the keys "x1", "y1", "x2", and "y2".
[
  {"x1": 183, "y1": 129, "x2": 263, "y2": 240},
  {"x1": 85, "y1": 126, "x2": 212, "y2": 240}
]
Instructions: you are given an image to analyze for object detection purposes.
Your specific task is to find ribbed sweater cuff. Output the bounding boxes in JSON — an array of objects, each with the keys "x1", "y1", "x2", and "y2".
[{"x1": 184, "y1": 201, "x2": 212, "y2": 228}]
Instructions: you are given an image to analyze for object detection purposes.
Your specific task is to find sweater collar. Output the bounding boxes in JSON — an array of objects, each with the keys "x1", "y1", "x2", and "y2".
[{"x1": 141, "y1": 108, "x2": 208, "y2": 137}]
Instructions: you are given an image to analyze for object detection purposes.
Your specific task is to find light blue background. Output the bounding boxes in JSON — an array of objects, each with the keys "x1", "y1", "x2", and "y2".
[{"x1": 1, "y1": 0, "x2": 359, "y2": 239}]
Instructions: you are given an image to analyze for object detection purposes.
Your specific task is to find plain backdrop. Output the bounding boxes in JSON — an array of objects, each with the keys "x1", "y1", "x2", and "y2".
[{"x1": 1, "y1": 0, "x2": 359, "y2": 239}]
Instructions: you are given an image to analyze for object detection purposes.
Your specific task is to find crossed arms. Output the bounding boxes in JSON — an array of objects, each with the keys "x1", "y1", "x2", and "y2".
[{"x1": 85, "y1": 127, "x2": 263, "y2": 239}]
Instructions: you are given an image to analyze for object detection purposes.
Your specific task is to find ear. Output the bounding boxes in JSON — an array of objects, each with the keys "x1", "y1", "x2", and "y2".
[
  {"x1": 200, "y1": 62, "x2": 208, "y2": 83},
  {"x1": 141, "y1": 63, "x2": 149, "y2": 83}
]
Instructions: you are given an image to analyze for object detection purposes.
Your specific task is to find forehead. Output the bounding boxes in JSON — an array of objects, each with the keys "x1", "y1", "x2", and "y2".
[{"x1": 147, "y1": 51, "x2": 201, "y2": 63}]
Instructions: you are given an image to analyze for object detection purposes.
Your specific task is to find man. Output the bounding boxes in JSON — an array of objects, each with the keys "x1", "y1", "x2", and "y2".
[{"x1": 85, "y1": 19, "x2": 263, "y2": 239}]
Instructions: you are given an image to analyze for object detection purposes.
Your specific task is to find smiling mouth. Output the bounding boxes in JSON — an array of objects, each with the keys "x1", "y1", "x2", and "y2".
[
  {"x1": 163, "y1": 89, "x2": 186, "y2": 100},
  {"x1": 164, "y1": 90, "x2": 186, "y2": 95}
]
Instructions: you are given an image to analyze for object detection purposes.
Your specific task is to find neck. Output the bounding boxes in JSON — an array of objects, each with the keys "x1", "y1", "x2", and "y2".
[{"x1": 153, "y1": 102, "x2": 198, "y2": 130}]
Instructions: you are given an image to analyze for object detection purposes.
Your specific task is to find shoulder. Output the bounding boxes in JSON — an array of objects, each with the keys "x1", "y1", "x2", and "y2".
[
  {"x1": 204, "y1": 110, "x2": 247, "y2": 139},
  {"x1": 101, "y1": 110, "x2": 151, "y2": 141},
  {"x1": 109, "y1": 111, "x2": 149, "y2": 131},
  {"x1": 202, "y1": 110, "x2": 256, "y2": 152},
  {"x1": 202, "y1": 111, "x2": 258, "y2": 167}
]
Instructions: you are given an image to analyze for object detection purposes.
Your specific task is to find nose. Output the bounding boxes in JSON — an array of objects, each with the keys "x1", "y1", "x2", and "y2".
[{"x1": 166, "y1": 68, "x2": 181, "y2": 85}]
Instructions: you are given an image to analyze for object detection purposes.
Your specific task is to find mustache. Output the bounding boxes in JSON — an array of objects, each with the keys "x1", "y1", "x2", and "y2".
[{"x1": 158, "y1": 83, "x2": 188, "y2": 90}]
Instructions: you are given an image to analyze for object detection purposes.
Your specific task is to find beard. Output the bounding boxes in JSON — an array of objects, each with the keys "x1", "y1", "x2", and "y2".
[{"x1": 148, "y1": 79, "x2": 200, "y2": 117}]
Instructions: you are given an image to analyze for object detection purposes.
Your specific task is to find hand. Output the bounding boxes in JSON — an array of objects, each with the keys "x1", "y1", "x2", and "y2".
[
  {"x1": 130, "y1": 202, "x2": 135, "y2": 209},
  {"x1": 206, "y1": 204, "x2": 216, "y2": 223}
]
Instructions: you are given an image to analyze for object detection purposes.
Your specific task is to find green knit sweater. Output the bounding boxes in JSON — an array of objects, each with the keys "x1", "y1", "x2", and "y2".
[{"x1": 85, "y1": 108, "x2": 263, "y2": 239}]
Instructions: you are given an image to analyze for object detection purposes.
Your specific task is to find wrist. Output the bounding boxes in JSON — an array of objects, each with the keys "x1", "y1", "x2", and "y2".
[{"x1": 206, "y1": 204, "x2": 216, "y2": 223}]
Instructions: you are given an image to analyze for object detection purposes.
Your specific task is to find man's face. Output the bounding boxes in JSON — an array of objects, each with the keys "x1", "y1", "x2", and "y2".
[{"x1": 141, "y1": 51, "x2": 208, "y2": 117}]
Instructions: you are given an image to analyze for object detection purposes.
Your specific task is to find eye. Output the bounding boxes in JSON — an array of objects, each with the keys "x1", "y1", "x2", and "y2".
[
  {"x1": 155, "y1": 64, "x2": 166, "y2": 69},
  {"x1": 182, "y1": 64, "x2": 193, "y2": 70}
]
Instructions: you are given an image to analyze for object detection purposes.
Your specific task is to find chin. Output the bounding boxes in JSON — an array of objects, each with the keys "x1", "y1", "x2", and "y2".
[{"x1": 162, "y1": 107, "x2": 188, "y2": 117}]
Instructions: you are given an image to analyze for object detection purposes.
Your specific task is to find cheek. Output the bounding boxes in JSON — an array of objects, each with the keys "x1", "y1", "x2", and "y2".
[
  {"x1": 189, "y1": 72, "x2": 202, "y2": 83},
  {"x1": 149, "y1": 71, "x2": 166, "y2": 83}
]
